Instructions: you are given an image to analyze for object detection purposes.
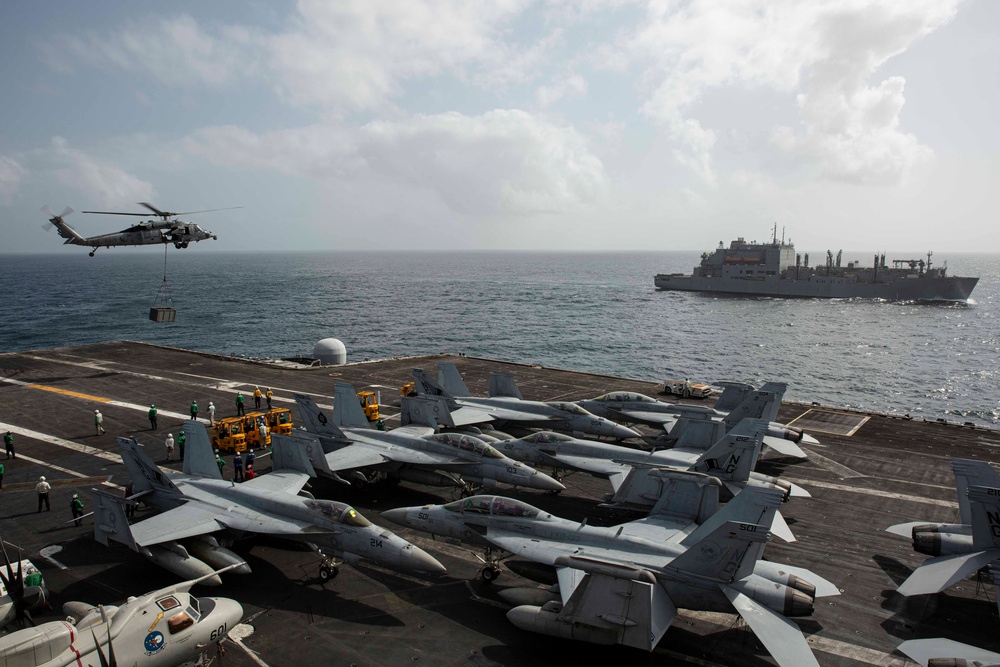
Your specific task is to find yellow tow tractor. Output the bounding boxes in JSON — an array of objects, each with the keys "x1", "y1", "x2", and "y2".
[
  {"x1": 357, "y1": 391, "x2": 380, "y2": 422},
  {"x1": 211, "y1": 407, "x2": 294, "y2": 453},
  {"x1": 400, "y1": 381, "x2": 417, "y2": 397}
]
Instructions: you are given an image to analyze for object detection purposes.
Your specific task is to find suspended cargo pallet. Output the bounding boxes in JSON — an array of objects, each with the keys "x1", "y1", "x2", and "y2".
[{"x1": 149, "y1": 307, "x2": 176, "y2": 322}]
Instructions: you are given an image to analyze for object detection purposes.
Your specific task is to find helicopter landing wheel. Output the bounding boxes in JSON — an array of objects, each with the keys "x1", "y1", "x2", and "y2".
[{"x1": 88, "y1": 251, "x2": 95, "y2": 257}]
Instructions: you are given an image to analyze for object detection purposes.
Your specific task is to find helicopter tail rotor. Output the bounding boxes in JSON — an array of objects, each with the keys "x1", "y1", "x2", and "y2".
[{"x1": 40, "y1": 205, "x2": 75, "y2": 232}]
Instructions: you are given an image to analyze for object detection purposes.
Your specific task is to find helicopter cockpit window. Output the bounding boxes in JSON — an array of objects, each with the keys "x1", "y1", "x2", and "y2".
[
  {"x1": 156, "y1": 596, "x2": 181, "y2": 612},
  {"x1": 167, "y1": 611, "x2": 194, "y2": 635},
  {"x1": 491, "y1": 497, "x2": 540, "y2": 518}
]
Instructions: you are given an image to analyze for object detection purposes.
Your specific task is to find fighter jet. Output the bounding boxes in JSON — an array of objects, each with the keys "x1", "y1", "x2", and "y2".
[
  {"x1": 494, "y1": 418, "x2": 808, "y2": 501},
  {"x1": 898, "y1": 638, "x2": 1000, "y2": 667},
  {"x1": 0, "y1": 565, "x2": 243, "y2": 667},
  {"x1": 383, "y1": 479, "x2": 837, "y2": 666},
  {"x1": 576, "y1": 381, "x2": 818, "y2": 456},
  {"x1": 292, "y1": 387, "x2": 564, "y2": 492},
  {"x1": 93, "y1": 422, "x2": 445, "y2": 583},
  {"x1": 886, "y1": 458, "x2": 1000, "y2": 598},
  {"x1": 409, "y1": 363, "x2": 640, "y2": 440}
]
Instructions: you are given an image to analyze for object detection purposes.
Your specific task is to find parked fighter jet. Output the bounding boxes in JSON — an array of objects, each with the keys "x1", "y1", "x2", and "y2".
[
  {"x1": 410, "y1": 363, "x2": 640, "y2": 440},
  {"x1": 576, "y1": 382, "x2": 817, "y2": 456},
  {"x1": 42, "y1": 203, "x2": 236, "y2": 256},
  {"x1": 0, "y1": 565, "x2": 243, "y2": 667},
  {"x1": 93, "y1": 423, "x2": 445, "y2": 583},
  {"x1": 292, "y1": 388, "x2": 564, "y2": 492},
  {"x1": 886, "y1": 458, "x2": 1000, "y2": 598},
  {"x1": 383, "y1": 479, "x2": 837, "y2": 666},
  {"x1": 898, "y1": 638, "x2": 1000, "y2": 667},
  {"x1": 493, "y1": 418, "x2": 807, "y2": 501},
  {"x1": 0, "y1": 544, "x2": 48, "y2": 629}
]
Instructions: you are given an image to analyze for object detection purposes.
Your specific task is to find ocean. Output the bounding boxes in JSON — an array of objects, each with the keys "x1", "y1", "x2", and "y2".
[{"x1": 1, "y1": 250, "x2": 997, "y2": 426}]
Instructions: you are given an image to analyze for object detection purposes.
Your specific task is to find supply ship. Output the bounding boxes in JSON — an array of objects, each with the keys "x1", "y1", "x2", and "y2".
[{"x1": 655, "y1": 232, "x2": 978, "y2": 301}]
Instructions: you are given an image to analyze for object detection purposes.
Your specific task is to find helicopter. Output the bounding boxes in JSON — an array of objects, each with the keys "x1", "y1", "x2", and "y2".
[{"x1": 42, "y1": 202, "x2": 240, "y2": 256}]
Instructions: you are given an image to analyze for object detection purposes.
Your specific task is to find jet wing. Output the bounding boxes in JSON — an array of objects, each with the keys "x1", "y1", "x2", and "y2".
[
  {"x1": 535, "y1": 452, "x2": 628, "y2": 479},
  {"x1": 897, "y1": 548, "x2": 1000, "y2": 596},
  {"x1": 898, "y1": 638, "x2": 1000, "y2": 667},
  {"x1": 240, "y1": 470, "x2": 311, "y2": 495},
  {"x1": 393, "y1": 425, "x2": 435, "y2": 437},
  {"x1": 555, "y1": 565, "x2": 676, "y2": 651},
  {"x1": 327, "y1": 439, "x2": 471, "y2": 471},
  {"x1": 722, "y1": 586, "x2": 820, "y2": 667},
  {"x1": 446, "y1": 406, "x2": 498, "y2": 426},
  {"x1": 610, "y1": 408, "x2": 676, "y2": 427},
  {"x1": 762, "y1": 436, "x2": 808, "y2": 459},
  {"x1": 129, "y1": 502, "x2": 225, "y2": 547}
]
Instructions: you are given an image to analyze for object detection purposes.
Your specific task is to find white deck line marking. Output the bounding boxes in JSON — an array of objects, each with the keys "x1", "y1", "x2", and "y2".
[
  {"x1": 0, "y1": 420, "x2": 123, "y2": 464},
  {"x1": 785, "y1": 478, "x2": 959, "y2": 509},
  {"x1": 39, "y1": 545, "x2": 68, "y2": 570}
]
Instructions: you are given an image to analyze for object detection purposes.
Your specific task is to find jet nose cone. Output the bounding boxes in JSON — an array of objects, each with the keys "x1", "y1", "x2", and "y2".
[
  {"x1": 381, "y1": 507, "x2": 410, "y2": 528},
  {"x1": 612, "y1": 424, "x2": 641, "y2": 440},
  {"x1": 402, "y1": 544, "x2": 447, "y2": 574},
  {"x1": 207, "y1": 597, "x2": 245, "y2": 631},
  {"x1": 531, "y1": 471, "x2": 566, "y2": 492}
]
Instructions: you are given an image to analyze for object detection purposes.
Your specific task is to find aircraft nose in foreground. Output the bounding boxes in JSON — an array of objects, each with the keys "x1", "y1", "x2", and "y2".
[
  {"x1": 400, "y1": 543, "x2": 447, "y2": 574},
  {"x1": 531, "y1": 470, "x2": 566, "y2": 492},
  {"x1": 203, "y1": 597, "x2": 245, "y2": 635},
  {"x1": 608, "y1": 422, "x2": 641, "y2": 440}
]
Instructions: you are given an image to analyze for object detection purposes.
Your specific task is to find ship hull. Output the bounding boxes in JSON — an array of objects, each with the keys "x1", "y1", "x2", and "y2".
[{"x1": 654, "y1": 274, "x2": 979, "y2": 301}]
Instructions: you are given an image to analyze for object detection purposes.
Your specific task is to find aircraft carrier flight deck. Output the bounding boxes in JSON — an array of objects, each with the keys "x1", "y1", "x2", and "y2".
[{"x1": 0, "y1": 341, "x2": 997, "y2": 666}]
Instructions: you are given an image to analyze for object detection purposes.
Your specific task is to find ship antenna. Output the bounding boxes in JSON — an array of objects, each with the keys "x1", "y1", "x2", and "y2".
[
  {"x1": 772, "y1": 222, "x2": 777, "y2": 244},
  {"x1": 782, "y1": 226, "x2": 785, "y2": 245}
]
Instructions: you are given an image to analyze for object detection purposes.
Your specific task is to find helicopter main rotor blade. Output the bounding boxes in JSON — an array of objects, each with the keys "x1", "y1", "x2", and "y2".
[
  {"x1": 137, "y1": 202, "x2": 170, "y2": 217},
  {"x1": 170, "y1": 205, "x2": 243, "y2": 216},
  {"x1": 81, "y1": 210, "x2": 149, "y2": 217}
]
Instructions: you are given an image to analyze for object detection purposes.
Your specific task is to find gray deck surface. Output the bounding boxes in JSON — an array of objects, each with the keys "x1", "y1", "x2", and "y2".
[{"x1": 0, "y1": 341, "x2": 997, "y2": 666}]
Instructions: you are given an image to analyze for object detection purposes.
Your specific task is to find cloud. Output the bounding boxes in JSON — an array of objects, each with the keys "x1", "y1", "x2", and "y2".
[
  {"x1": 186, "y1": 110, "x2": 606, "y2": 216},
  {"x1": 625, "y1": 0, "x2": 960, "y2": 184},
  {"x1": 43, "y1": 14, "x2": 261, "y2": 87},
  {"x1": 0, "y1": 157, "x2": 27, "y2": 204},
  {"x1": 536, "y1": 73, "x2": 588, "y2": 108},
  {"x1": 44, "y1": 137, "x2": 154, "y2": 207}
]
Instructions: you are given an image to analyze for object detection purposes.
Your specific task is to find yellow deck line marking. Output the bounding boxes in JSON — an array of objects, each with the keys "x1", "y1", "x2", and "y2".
[{"x1": 28, "y1": 383, "x2": 112, "y2": 403}]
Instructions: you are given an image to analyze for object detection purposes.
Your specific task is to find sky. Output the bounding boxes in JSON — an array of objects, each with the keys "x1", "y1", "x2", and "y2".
[{"x1": 1, "y1": 0, "x2": 997, "y2": 254}]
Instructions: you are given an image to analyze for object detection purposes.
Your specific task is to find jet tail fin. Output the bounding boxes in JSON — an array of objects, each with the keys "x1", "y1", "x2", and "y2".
[
  {"x1": 670, "y1": 519, "x2": 771, "y2": 582},
  {"x1": 271, "y1": 434, "x2": 317, "y2": 477},
  {"x1": 488, "y1": 372, "x2": 523, "y2": 399},
  {"x1": 400, "y1": 395, "x2": 454, "y2": 428},
  {"x1": 333, "y1": 383, "x2": 373, "y2": 429},
  {"x1": 92, "y1": 489, "x2": 138, "y2": 551},
  {"x1": 438, "y1": 362, "x2": 471, "y2": 397},
  {"x1": 293, "y1": 393, "x2": 348, "y2": 440},
  {"x1": 118, "y1": 437, "x2": 183, "y2": 495},
  {"x1": 953, "y1": 459, "x2": 1000, "y2": 525},
  {"x1": 182, "y1": 421, "x2": 223, "y2": 479},
  {"x1": 645, "y1": 469, "x2": 722, "y2": 524},
  {"x1": 968, "y1": 485, "x2": 1000, "y2": 550},
  {"x1": 690, "y1": 418, "x2": 766, "y2": 483},
  {"x1": 712, "y1": 382, "x2": 755, "y2": 413},
  {"x1": 723, "y1": 388, "x2": 785, "y2": 430}
]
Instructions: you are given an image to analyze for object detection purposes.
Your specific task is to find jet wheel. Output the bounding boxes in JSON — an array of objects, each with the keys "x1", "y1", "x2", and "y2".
[
  {"x1": 319, "y1": 564, "x2": 339, "y2": 581},
  {"x1": 480, "y1": 566, "x2": 500, "y2": 583}
]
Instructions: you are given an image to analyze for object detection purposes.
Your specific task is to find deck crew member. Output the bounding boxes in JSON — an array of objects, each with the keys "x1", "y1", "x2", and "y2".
[{"x1": 36, "y1": 476, "x2": 51, "y2": 512}]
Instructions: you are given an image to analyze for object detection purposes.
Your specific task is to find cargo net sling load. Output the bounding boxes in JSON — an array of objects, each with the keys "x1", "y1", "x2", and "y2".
[{"x1": 150, "y1": 244, "x2": 175, "y2": 323}]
